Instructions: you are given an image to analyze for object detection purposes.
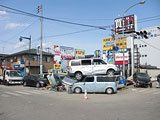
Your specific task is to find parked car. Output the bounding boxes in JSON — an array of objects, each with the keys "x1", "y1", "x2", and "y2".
[
  {"x1": 116, "y1": 75, "x2": 127, "y2": 88},
  {"x1": 133, "y1": 72, "x2": 152, "y2": 88},
  {"x1": 68, "y1": 58, "x2": 119, "y2": 81},
  {"x1": 23, "y1": 74, "x2": 49, "y2": 88},
  {"x1": 72, "y1": 75, "x2": 117, "y2": 94}
]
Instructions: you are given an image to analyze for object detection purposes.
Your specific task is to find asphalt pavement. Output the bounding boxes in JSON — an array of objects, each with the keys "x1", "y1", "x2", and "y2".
[{"x1": 0, "y1": 84, "x2": 160, "y2": 120}]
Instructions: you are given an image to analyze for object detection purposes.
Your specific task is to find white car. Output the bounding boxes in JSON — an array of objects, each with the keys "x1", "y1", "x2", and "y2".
[{"x1": 68, "y1": 58, "x2": 119, "y2": 81}]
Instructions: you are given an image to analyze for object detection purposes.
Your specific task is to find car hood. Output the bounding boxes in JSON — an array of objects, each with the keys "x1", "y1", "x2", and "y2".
[
  {"x1": 62, "y1": 77, "x2": 77, "y2": 86},
  {"x1": 137, "y1": 78, "x2": 150, "y2": 82}
]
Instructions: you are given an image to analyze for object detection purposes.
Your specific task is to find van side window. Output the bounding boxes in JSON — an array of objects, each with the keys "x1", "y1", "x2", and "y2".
[
  {"x1": 85, "y1": 77, "x2": 94, "y2": 82},
  {"x1": 82, "y1": 60, "x2": 91, "y2": 65},
  {"x1": 71, "y1": 61, "x2": 80, "y2": 66},
  {"x1": 97, "y1": 77, "x2": 116, "y2": 82}
]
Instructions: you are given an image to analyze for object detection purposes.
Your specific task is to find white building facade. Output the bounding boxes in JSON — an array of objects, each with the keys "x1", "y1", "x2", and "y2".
[{"x1": 134, "y1": 26, "x2": 160, "y2": 68}]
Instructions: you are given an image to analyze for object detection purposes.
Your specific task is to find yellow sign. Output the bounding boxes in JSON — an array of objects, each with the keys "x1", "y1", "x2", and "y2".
[
  {"x1": 75, "y1": 49, "x2": 85, "y2": 59},
  {"x1": 103, "y1": 37, "x2": 127, "y2": 50},
  {"x1": 54, "y1": 64, "x2": 61, "y2": 70}
]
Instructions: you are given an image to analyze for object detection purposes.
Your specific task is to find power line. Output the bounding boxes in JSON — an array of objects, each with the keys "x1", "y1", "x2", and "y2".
[
  {"x1": 137, "y1": 39, "x2": 160, "y2": 53},
  {"x1": 44, "y1": 28, "x2": 111, "y2": 38},
  {"x1": 0, "y1": 4, "x2": 110, "y2": 29}
]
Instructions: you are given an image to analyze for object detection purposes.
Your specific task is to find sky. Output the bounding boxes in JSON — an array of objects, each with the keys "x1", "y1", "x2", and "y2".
[{"x1": 0, "y1": 0, "x2": 160, "y2": 55}]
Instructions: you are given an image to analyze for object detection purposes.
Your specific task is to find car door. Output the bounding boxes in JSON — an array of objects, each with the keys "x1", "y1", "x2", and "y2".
[
  {"x1": 96, "y1": 76, "x2": 109, "y2": 92},
  {"x1": 30, "y1": 75, "x2": 37, "y2": 86},
  {"x1": 92, "y1": 59, "x2": 107, "y2": 74},
  {"x1": 81, "y1": 60, "x2": 92, "y2": 75},
  {"x1": 83, "y1": 76, "x2": 95, "y2": 92}
]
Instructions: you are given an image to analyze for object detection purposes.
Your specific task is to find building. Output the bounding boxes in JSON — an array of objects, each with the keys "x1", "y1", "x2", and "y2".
[
  {"x1": 0, "y1": 54, "x2": 8, "y2": 75},
  {"x1": 1, "y1": 49, "x2": 54, "y2": 76},
  {"x1": 134, "y1": 26, "x2": 160, "y2": 68}
]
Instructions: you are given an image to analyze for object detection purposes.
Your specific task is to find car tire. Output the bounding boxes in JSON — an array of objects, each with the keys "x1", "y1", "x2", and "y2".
[
  {"x1": 74, "y1": 87, "x2": 82, "y2": 94},
  {"x1": 23, "y1": 81, "x2": 27, "y2": 87},
  {"x1": 5, "y1": 81, "x2": 9, "y2": 86},
  {"x1": 106, "y1": 87, "x2": 113, "y2": 94},
  {"x1": 135, "y1": 81, "x2": 139, "y2": 87},
  {"x1": 149, "y1": 83, "x2": 152, "y2": 88},
  {"x1": 107, "y1": 70, "x2": 115, "y2": 76},
  {"x1": 36, "y1": 83, "x2": 41, "y2": 88},
  {"x1": 75, "y1": 72, "x2": 83, "y2": 81}
]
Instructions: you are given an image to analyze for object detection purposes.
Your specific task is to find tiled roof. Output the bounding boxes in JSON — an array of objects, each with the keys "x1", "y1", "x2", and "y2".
[{"x1": 7, "y1": 49, "x2": 53, "y2": 57}]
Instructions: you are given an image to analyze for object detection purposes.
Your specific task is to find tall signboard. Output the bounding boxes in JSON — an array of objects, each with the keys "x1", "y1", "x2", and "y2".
[
  {"x1": 60, "y1": 46, "x2": 74, "y2": 72},
  {"x1": 103, "y1": 37, "x2": 127, "y2": 51},
  {"x1": 94, "y1": 50, "x2": 101, "y2": 58},
  {"x1": 114, "y1": 14, "x2": 137, "y2": 34},
  {"x1": 60, "y1": 46, "x2": 74, "y2": 59},
  {"x1": 75, "y1": 49, "x2": 85, "y2": 59},
  {"x1": 54, "y1": 45, "x2": 61, "y2": 64}
]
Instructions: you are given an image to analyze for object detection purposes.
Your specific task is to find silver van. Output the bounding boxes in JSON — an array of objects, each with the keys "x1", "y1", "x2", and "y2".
[{"x1": 68, "y1": 58, "x2": 118, "y2": 81}]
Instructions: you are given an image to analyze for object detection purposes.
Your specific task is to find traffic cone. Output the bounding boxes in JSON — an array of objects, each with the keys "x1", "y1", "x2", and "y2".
[{"x1": 83, "y1": 89, "x2": 88, "y2": 100}]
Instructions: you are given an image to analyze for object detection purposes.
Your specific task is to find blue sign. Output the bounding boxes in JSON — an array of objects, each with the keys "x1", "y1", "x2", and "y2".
[
  {"x1": 13, "y1": 65, "x2": 20, "y2": 68},
  {"x1": 113, "y1": 46, "x2": 119, "y2": 51}
]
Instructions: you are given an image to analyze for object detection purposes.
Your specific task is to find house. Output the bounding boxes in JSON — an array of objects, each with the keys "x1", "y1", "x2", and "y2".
[
  {"x1": 0, "y1": 54, "x2": 8, "y2": 75},
  {"x1": 1, "y1": 49, "x2": 54, "y2": 76}
]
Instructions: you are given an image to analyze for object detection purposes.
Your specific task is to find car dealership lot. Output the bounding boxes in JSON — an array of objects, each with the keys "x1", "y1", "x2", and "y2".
[{"x1": 0, "y1": 84, "x2": 160, "y2": 120}]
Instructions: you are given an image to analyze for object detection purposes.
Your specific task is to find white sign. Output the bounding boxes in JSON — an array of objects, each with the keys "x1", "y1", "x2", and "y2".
[{"x1": 115, "y1": 52, "x2": 129, "y2": 65}]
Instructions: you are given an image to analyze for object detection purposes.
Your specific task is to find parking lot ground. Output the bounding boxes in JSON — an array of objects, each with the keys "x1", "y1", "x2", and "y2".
[{"x1": 0, "y1": 83, "x2": 160, "y2": 120}]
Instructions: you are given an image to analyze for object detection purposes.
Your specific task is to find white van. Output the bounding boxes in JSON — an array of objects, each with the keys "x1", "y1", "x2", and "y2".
[{"x1": 68, "y1": 58, "x2": 118, "y2": 81}]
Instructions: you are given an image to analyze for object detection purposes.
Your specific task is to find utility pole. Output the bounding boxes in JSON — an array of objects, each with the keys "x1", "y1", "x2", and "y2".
[
  {"x1": 112, "y1": 25, "x2": 115, "y2": 65},
  {"x1": 40, "y1": 4, "x2": 43, "y2": 74}
]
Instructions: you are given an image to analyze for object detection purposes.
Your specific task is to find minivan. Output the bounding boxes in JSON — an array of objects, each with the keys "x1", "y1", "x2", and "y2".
[
  {"x1": 72, "y1": 75, "x2": 117, "y2": 94},
  {"x1": 68, "y1": 58, "x2": 118, "y2": 81}
]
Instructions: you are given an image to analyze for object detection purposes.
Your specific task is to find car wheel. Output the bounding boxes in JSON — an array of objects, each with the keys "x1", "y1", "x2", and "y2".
[
  {"x1": 149, "y1": 83, "x2": 152, "y2": 88},
  {"x1": 75, "y1": 72, "x2": 83, "y2": 81},
  {"x1": 74, "y1": 87, "x2": 82, "y2": 94},
  {"x1": 106, "y1": 88, "x2": 113, "y2": 94},
  {"x1": 107, "y1": 70, "x2": 115, "y2": 76},
  {"x1": 36, "y1": 83, "x2": 41, "y2": 88},
  {"x1": 135, "y1": 81, "x2": 139, "y2": 87},
  {"x1": 5, "y1": 81, "x2": 9, "y2": 86},
  {"x1": 23, "y1": 82, "x2": 27, "y2": 87}
]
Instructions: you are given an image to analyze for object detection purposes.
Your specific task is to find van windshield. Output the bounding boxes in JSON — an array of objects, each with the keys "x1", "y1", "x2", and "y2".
[
  {"x1": 10, "y1": 71, "x2": 22, "y2": 77},
  {"x1": 93, "y1": 59, "x2": 107, "y2": 65},
  {"x1": 137, "y1": 73, "x2": 149, "y2": 78}
]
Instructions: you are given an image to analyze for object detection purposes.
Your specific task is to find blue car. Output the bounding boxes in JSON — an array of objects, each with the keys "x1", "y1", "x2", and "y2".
[{"x1": 72, "y1": 75, "x2": 117, "y2": 94}]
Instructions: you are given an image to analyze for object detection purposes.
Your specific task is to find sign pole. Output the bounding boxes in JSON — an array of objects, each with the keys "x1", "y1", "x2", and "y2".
[{"x1": 131, "y1": 35, "x2": 135, "y2": 75}]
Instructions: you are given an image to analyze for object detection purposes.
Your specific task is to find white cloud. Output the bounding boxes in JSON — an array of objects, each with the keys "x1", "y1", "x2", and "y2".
[
  {"x1": 43, "y1": 42, "x2": 53, "y2": 48},
  {"x1": 14, "y1": 42, "x2": 26, "y2": 48},
  {"x1": 0, "y1": 10, "x2": 7, "y2": 15},
  {"x1": 5, "y1": 23, "x2": 29, "y2": 30},
  {"x1": 0, "y1": 10, "x2": 7, "y2": 20}
]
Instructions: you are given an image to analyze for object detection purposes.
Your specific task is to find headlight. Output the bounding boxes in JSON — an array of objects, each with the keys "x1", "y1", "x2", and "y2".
[{"x1": 39, "y1": 81, "x2": 44, "y2": 84}]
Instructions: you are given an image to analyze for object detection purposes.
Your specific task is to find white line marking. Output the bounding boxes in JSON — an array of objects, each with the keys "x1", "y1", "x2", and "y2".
[
  {"x1": 5, "y1": 92, "x2": 21, "y2": 96},
  {"x1": 135, "y1": 89, "x2": 148, "y2": 93},
  {"x1": 22, "y1": 90, "x2": 41, "y2": 94},
  {"x1": 32, "y1": 90, "x2": 50, "y2": 94},
  {"x1": 1, "y1": 94, "x2": 10, "y2": 97},
  {"x1": 15, "y1": 91, "x2": 31, "y2": 95}
]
